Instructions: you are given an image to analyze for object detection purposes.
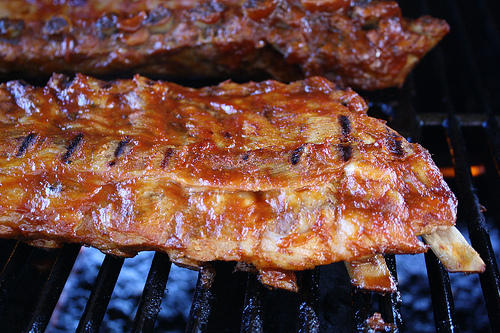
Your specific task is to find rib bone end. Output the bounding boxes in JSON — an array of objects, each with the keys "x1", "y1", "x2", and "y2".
[
  {"x1": 423, "y1": 226, "x2": 485, "y2": 273},
  {"x1": 345, "y1": 254, "x2": 397, "y2": 293}
]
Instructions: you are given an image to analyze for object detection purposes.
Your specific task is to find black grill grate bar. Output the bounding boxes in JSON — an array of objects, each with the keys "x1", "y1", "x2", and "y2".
[
  {"x1": 24, "y1": 243, "x2": 81, "y2": 333},
  {"x1": 377, "y1": 255, "x2": 403, "y2": 331},
  {"x1": 0, "y1": 239, "x2": 18, "y2": 269},
  {"x1": 240, "y1": 273, "x2": 264, "y2": 333},
  {"x1": 424, "y1": 247, "x2": 458, "y2": 332},
  {"x1": 445, "y1": 116, "x2": 500, "y2": 330},
  {"x1": 297, "y1": 268, "x2": 320, "y2": 333},
  {"x1": 375, "y1": 74, "x2": 416, "y2": 333},
  {"x1": 0, "y1": 241, "x2": 33, "y2": 314},
  {"x1": 131, "y1": 252, "x2": 172, "y2": 333},
  {"x1": 351, "y1": 289, "x2": 373, "y2": 332},
  {"x1": 389, "y1": 75, "x2": 422, "y2": 143},
  {"x1": 75, "y1": 254, "x2": 124, "y2": 333},
  {"x1": 442, "y1": 0, "x2": 493, "y2": 116},
  {"x1": 432, "y1": 1, "x2": 500, "y2": 325},
  {"x1": 185, "y1": 268, "x2": 215, "y2": 333},
  {"x1": 413, "y1": 1, "x2": 500, "y2": 330}
]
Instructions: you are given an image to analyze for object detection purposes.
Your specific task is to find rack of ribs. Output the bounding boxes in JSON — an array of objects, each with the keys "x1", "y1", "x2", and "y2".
[
  {"x1": 0, "y1": 74, "x2": 483, "y2": 291},
  {"x1": 0, "y1": 0, "x2": 449, "y2": 90}
]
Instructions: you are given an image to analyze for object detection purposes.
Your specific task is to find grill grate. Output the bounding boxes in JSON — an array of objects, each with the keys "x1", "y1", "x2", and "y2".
[
  {"x1": 0, "y1": 0, "x2": 500, "y2": 332},
  {"x1": 131, "y1": 252, "x2": 172, "y2": 333},
  {"x1": 26, "y1": 244, "x2": 81, "y2": 333}
]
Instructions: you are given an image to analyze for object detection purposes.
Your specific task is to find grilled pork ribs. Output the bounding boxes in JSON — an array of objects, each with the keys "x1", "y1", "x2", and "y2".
[
  {"x1": 0, "y1": 74, "x2": 482, "y2": 290},
  {"x1": 0, "y1": 0, "x2": 449, "y2": 90}
]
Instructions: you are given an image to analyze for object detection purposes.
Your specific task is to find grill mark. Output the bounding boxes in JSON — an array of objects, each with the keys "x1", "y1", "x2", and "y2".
[
  {"x1": 339, "y1": 115, "x2": 352, "y2": 162},
  {"x1": 62, "y1": 133, "x2": 83, "y2": 163},
  {"x1": 109, "y1": 138, "x2": 131, "y2": 166},
  {"x1": 145, "y1": 5, "x2": 171, "y2": 25},
  {"x1": 43, "y1": 16, "x2": 69, "y2": 35},
  {"x1": 339, "y1": 115, "x2": 351, "y2": 138},
  {"x1": 161, "y1": 147, "x2": 175, "y2": 168},
  {"x1": 16, "y1": 133, "x2": 37, "y2": 157},
  {"x1": 291, "y1": 146, "x2": 304, "y2": 165},
  {"x1": 114, "y1": 139, "x2": 130, "y2": 158},
  {"x1": 388, "y1": 132, "x2": 405, "y2": 157},
  {"x1": 339, "y1": 143, "x2": 352, "y2": 162}
]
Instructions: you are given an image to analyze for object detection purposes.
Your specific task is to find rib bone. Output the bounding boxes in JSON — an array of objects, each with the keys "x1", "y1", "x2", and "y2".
[
  {"x1": 345, "y1": 254, "x2": 397, "y2": 293},
  {"x1": 422, "y1": 226, "x2": 485, "y2": 273}
]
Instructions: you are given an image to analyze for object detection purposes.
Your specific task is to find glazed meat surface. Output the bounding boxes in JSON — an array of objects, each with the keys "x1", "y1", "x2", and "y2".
[
  {"x1": 0, "y1": 74, "x2": 457, "y2": 274},
  {"x1": 0, "y1": 0, "x2": 449, "y2": 90}
]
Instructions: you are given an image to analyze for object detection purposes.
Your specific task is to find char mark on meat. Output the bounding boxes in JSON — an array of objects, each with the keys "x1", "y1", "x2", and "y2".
[
  {"x1": 161, "y1": 147, "x2": 175, "y2": 169},
  {"x1": 62, "y1": 133, "x2": 83, "y2": 163},
  {"x1": 291, "y1": 146, "x2": 304, "y2": 165},
  {"x1": 114, "y1": 139, "x2": 130, "y2": 158},
  {"x1": 388, "y1": 131, "x2": 406, "y2": 157},
  {"x1": 108, "y1": 138, "x2": 131, "y2": 167},
  {"x1": 0, "y1": 19, "x2": 24, "y2": 39},
  {"x1": 338, "y1": 114, "x2": 353, "y2": 161},
  {"x1": 339, "y1": 114, "x2": 351, "y2": 138},
  {"x1": 16, "y1": 133, "x2": 37, "y2": 157},
  {"x1": 43, "y1": 16, "x2": 69, "y2": 36},
  {"x1": 339, "y1": 143, "x2": 352, "y2": 162}
]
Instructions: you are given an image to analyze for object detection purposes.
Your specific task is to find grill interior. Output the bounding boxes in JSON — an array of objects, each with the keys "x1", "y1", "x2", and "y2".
[{"x1": 1, "y1": 0, "x2": 500, "y2": 332}]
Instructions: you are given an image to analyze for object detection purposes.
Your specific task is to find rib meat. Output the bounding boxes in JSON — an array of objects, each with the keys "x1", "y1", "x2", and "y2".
[
  {"x1": 0, "y1": 0, "x2": 449, "y2": 90},
  {"x1": 0, "y1": 74, "x2": 460, "y2": 289}
]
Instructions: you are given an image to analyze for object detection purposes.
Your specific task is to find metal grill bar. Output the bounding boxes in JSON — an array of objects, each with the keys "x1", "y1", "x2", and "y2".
[
  {"x1": 76, "y1": 254, "x2": 124, "y2": 333},
  {"x1": 445, "y1": 116, "x2": 500, "y2": 330},
  {"x1": 186, "y1": 262, "x2": 251, "y2": 332},
  {"x1": 484, "y1": 117, "x2": 500, "y2": 184},
  {"x1": 241, "y1": 274, "x2": 264, "y2": 333},
  {"x1": 427, "y1": 0, "x2": 500, "y2": 329},
  {"x1": 410, "y1": 1, "x2": 500, "y2": 331},
  {"x1": 185, "y1": 268, "x2": 216, "y2": 333},
  {"x1": 442, "y1": 0, "x2": 492, "y2": 116},
  {"x1": 351, "y1": 289, "x2": 373, "y2": 332},
  {"x1": 476, "y1": 0, "x2": 500, "y2": 57},
  {"x1": 424, "y1": 250, "x2": 457, "y2": 332},
  {"x1": 187, "y1": 266, "x2": 322, "y2": 332},
  {"x1": 297, "y1": 268, "x2": 320, "y2": 333},
  {"x1": 0, "y1": 241, "x2": 33, "y2": 314},
  {"x1": 131, "y1": 252, "x2": 172, "y2": 333},
  {"x1": 377, "y1": 255, "x2": 403, "y2": 331},
  {"x1": 0, "y1": 239, "x2": 20, "y2": 268},
  {"x1": 24, "y1": 243, "x2": 81, "y2": 333},
  {"x1": 207, "y1": 263, "x2": 247, "y2": 332}
]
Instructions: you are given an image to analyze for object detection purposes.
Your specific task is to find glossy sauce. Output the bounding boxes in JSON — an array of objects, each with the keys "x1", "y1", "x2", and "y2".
[{"x1": 0, "y1": 75, "x2": 457, "y2": 284}]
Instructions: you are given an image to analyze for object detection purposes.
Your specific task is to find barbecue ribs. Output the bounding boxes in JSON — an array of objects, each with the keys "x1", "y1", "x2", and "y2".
[
  {"x1": 0, "y1": 74, "x2": 483, "y2": 290},
  {"x1": 0, "y1": 0, "x2": 449, "y2": 90}
]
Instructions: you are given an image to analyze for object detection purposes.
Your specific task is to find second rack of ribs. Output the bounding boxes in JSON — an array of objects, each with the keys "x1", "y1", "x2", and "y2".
[{"x1": 0, "y1": 0, "x2": 449, "y2": 90}]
